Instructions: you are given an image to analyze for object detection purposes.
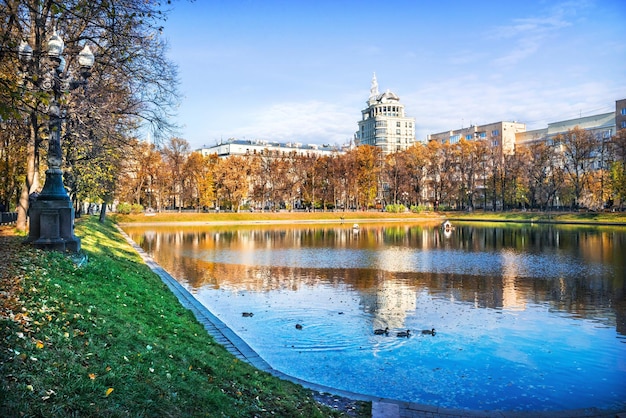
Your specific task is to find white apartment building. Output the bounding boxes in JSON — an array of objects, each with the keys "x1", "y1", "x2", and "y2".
[
  {"x1": 356, "y1": 73, "x2": 416, "y2": 155},
  {"x1": 428, "y1": 121, "x2": 526, "y2": 156},
  {"x1": 197, "y1": 139, "x2": 343, "y2": 159},
  {"x1": 516, "y1": 112, "x2": 615, "y2": 148}
]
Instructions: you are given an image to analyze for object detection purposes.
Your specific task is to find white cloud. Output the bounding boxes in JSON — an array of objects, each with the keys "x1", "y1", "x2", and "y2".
[
  {"x1": 228, "y1": 100, "x2": 358, "y2": 145},
  {"x1": 488, "y1": 7, "x2": 573, "y2": 67}
]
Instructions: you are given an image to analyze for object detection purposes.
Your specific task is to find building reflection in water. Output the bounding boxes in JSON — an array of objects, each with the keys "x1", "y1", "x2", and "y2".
[{"x1": 125, "y1": 222, "x2": 626, "y2": 336}]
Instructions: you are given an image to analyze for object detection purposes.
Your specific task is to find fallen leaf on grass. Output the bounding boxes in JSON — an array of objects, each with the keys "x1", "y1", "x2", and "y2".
[
  {"x1": 105, "y1": 387, "x2": 114, "y2": 397},
  {"x1": 88, "y1": 373, "x2": 96, "y2": 380}
]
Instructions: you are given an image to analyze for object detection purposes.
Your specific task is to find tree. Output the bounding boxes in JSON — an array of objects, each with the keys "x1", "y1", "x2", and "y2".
[
  {"x1": 404, "y1": 142, "x2": 428, "y2": 207},
  {"x1": 353, "y1": 145, "x2": 381, "y2": 209},
  {"x1": 0, "y1": 0, "x2": 179, "y2": 230},
  {"x1": 162, "y1": 137, "x2": 190, "y2": 211},
  {"x1": 609, "y1": 129, "x2": 626, "y2": 209},
  {"x1": 457, "y1": 139, "x2": 479, "y2": 210},
  {"x1": 426, "y1": 140, "x2": 456, "y2": 209},
  {"x1": 555, "y1": 127, "x2": 597, "y2": 209},
  {"x1": 215, "y1": 156, "x2": 253, "y2": 212}
]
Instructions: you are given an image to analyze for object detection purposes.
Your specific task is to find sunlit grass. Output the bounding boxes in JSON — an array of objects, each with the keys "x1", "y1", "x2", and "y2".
[
  {"x1": 0, "y1": 217, "x2": 368, "y2": 417},
  {"x1": 446, "y1": 210, "x2": 626, "y2": 224},
  {"x1": 112, "y1": 209, "x2": 626, "y2": 225},
  {"x1": 112, "y1": 210, "x2": 442, "y2": 224}
]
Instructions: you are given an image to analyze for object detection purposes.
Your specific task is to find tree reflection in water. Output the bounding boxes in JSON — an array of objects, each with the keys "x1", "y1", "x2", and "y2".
[{"x1": 125, "y1": 222, "x2": 626, "y2": 412}]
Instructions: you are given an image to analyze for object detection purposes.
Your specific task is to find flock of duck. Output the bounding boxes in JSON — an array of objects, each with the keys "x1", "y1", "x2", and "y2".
[
  {"x1": 374, "y1": 327, "x2": 436, "y2": 337},
  {"x1": 242, "y1": 312, "x2": 435, "y2": 337}
]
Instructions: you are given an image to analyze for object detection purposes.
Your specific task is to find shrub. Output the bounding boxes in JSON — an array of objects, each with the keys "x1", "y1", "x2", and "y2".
[
  {"x1": 385, "y1": 204, "x2": 407, "y2": 213},
  {"x1": 131, "y1": 203, "x2": 144, "y2": 214},
  {"x1": 410, "y1": 205, "x2": 430, "y2": 213},
  {"x1": 116, "y1": 202, "x2": 132, "y2": 214}
]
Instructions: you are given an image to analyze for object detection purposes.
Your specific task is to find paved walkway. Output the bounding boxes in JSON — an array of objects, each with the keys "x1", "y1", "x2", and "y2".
[{"x1": 117, "y1": 226, "x2": 625, "y2": 418}]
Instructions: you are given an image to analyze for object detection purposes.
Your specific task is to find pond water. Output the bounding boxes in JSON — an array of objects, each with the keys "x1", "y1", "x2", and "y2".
[{"x1": 123, "y1": 222, "x2": 626, "y2": 412}]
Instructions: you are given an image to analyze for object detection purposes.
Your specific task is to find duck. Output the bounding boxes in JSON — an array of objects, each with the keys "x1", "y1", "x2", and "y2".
[
  {"x1": 242, "y1": 312, "x2": 254, "y2": 317},
  {"x1": 295, "y1": 324, "x2": 303, "y2": 330},
  {"x1": 396, "y1": 330, "x2": 411, "y2": 337},
  {"x1": 421, "y1": 328, "x2": 436, "y2": 336},
  {"x1": 374, "y1": 327, "x2": 389, "y2": 335}
]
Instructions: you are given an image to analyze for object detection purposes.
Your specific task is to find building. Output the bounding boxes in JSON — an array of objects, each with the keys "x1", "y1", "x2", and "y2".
[
  {"x1": 197, "y1": 139, "x2": 343, "y2": 159},
  {"x1": 616, "y1": 99, "x2": 626, "y2": 132},
  {"x1": 516, "y1": 112, "x2": 615, "y2": 147},
  {"x1": 355, "y1": 73, "x2": 416, "y2": 155},
  {"x1": 428, "y1": 121, "x2": 526, "y2": 156}
]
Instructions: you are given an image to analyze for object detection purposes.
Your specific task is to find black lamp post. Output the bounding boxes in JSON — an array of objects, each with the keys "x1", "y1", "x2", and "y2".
[{"x1": 20, "y1": 31, "x2": 94, "y2": 253}]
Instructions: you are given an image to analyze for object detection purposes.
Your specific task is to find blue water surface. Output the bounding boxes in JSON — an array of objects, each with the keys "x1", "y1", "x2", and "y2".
[{"x1": 125, "y1": 222, "x2": 626, "y2": 412}]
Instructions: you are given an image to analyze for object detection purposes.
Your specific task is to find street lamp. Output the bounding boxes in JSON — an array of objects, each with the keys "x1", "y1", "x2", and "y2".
[{"x1": 20, "y1": 30, "x2": 94, "y2": 253}]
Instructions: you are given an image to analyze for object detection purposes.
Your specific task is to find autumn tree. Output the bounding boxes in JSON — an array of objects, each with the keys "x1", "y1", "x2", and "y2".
[
  {"x1": 162, "y1": 137, "x2": 190, "y2": 211},
  {"x1": 555, "y1": 127, "x2": 598, "y2": 209},
  {"x1": 609, "y1": 129, "x2": 626, "y2": 209},
  {"x1": 426, "y1": 140, "x2": 457, "y2": 209},
  {"x1": 215, "y1": 156, "x2": 253, "y2": 212},
  {"x1": 404, "y1": 142, "x2": 429, "y2": 207},
  {"x1": 0, "y1": 0, "x2": 179, "y2": 230},
  {"x1": 457, "y1": 139, "x2": 480, "y2": 210}
]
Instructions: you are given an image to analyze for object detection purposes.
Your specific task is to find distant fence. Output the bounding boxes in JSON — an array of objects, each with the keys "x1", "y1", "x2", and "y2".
[{"x1": 0, "y1": 212, "x2": 17, "y2": 225}]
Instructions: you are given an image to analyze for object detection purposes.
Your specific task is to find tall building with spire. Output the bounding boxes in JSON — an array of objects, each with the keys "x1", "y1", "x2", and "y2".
[{"x1": 355, "y1": 73, "x2": 416, "y2": 155}]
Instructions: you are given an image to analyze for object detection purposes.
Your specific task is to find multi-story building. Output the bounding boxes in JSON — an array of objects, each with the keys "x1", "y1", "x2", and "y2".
[
  {"x1": 516, "y1": 112, "x2": 615, "y2": 148},
  {"x1": 616, "y1": 99, "x2": 626, "y2": 132},
  {"x1": 197, "y1": 139, "x2": 344, "y2": 159},
  {"x1": 355, "y1": 74, "x2": 416, "y2": 155},
  {"x1": 428, "y1": 121, "x2": 526, "y2": 156}
]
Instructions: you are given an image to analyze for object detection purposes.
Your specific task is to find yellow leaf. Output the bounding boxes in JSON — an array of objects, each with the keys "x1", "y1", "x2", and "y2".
[
  {"x1": 105, "y1": 387, "x2": 114, "y2": 397},
  {"x1": 36, "y1": 340, "x2": 44, "y2": 349},
  {"x1": 88, "y1": 373, "x2": 96, "y2": 380},
  {"x1": 105, "y1": 366, "x2": 111, "y2": 372}
]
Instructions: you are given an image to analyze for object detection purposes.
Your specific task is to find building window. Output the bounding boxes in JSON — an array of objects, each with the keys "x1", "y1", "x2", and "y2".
[
  {"x1": 396, "y1": 129, "x2": 401, "y2": 135},
  {"x1": 492, "y1": 129, "x2": 500, "y2": 137},
  {"x1": 450, "y1": 134, "x2": 460, "y2": 144},
  {"x1": 465, "y1": 134, "x2": 472, "y2": 140},
  {"x1": 396, "y1": 122, "x2": 401, "y2": 127},
  {"x1": 621, "y1": 121, "x2": 626, "y2": 129},
  {"x1": 621, "y1": 107, "x2": 626, "y2": 115}
]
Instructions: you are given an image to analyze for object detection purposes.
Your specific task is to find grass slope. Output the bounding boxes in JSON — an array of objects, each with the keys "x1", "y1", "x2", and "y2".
[{"x1": 0, "y1": 218, "x2": 367, "y2": 417}]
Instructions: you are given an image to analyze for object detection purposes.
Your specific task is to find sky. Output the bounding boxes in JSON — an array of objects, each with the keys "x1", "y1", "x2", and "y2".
[{"x1": 161, "y1": 0, "x2": 626, "y2": 150}]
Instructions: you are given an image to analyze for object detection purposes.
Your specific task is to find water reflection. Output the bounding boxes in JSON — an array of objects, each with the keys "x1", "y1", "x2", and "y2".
[{"x1": 123, "y1": 222, "x2": 626, "y2": 411}]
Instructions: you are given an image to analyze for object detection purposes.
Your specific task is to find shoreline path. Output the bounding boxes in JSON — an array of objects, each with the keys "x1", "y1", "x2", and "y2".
[{"x1": 117, "y1": 225, "x2": 625, "y2": 418}]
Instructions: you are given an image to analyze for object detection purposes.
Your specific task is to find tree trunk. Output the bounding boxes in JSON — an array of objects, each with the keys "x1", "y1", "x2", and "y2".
[
  {"x1": 99, "y1": 202, "x2": 107, "y2": 223},
  {"x1": 17, "y1": 121, "x2": 41, "y2": 232}
]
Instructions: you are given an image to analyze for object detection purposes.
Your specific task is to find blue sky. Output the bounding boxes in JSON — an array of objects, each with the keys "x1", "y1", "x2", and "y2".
[{"x1": 162, "y1": 0, "x2": 626, "y2": 149}]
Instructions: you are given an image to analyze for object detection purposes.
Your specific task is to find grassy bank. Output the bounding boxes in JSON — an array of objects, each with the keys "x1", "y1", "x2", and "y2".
[
  {"x1": 112, "y1": 210, "x2": 626, "y2": 226},
  {"x1": 0, "y1": 218, "x2": 368, "y2": 417},
  {"x1": 112, "y1": 210, "x2": 443, "y2": 224}
]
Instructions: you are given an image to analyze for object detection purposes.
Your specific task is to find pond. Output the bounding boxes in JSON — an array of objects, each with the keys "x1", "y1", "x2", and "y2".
[{"x1": 122, "y1": 221, "x2": 626, "y2": 412}]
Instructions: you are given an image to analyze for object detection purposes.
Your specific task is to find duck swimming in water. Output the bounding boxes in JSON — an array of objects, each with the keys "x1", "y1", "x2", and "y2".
[
  {"x1": 374, "y1": 327, "x2": 389, "y2": 335},
  {"x1": 242, "y1": 312, "x2": 254, "y2": 317},
  {"x1": 421, "y1": 328, "x2": 436, "y2": 336},
  {"x1": 396, "y1": 330, "x2": 411, "y2": 337},
  {"x1": 295, "y1": 324, "x2": 303, "y2": 330}
]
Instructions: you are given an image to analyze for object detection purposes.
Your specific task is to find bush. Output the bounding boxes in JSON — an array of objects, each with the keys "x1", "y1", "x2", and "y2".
[
  {"x1": 116, "y1": 202, "x2": 132, "y2": 214},
  {"x1": 385, "y1": 204, "x2": 407, "y2": 213},
  {"x1": 410, "y1": 205, "x2": 430, "y2": 213},
  {"x1": 131, "y1": 203, "x2": 144, "y2": 214}
]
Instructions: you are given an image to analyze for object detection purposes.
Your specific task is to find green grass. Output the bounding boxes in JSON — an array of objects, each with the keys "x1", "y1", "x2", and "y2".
[
  {"x1": 0, "y1": 217, "x2": 369, "y2": 417},
  {"x1": 112, "y1": 210, "x2": 442, "y2": 224},
  {"x1": 445, "y1": 210, "x2": 626, "y2": 225},
  {"x1": 112, "y1": 209, "x2": 626, "y2": 226}
]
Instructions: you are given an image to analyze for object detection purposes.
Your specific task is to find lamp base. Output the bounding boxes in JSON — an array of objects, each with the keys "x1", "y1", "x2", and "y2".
[{"x1": 26, "y1": 198, "x2": 81, "y2": 253}]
